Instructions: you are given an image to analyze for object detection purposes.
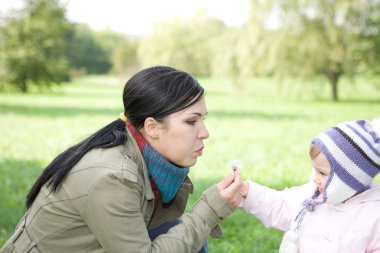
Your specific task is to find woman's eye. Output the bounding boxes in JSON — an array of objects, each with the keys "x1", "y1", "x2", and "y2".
[{"x1": 186, "y1": 120, "x2": 196, "y2": 125}]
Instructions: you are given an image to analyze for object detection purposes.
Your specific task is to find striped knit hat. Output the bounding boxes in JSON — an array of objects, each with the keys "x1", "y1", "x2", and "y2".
[{"x1": 311, "y1": 118, "x2": 380, "y2": 204}]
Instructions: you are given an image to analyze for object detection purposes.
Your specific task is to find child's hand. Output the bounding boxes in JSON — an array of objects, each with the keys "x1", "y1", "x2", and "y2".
[{"x1": 240, "y1": 181, "x2": 249, "y2": 198}]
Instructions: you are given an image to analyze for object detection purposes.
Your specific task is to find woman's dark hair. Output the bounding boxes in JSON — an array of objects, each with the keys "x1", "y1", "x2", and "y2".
[
  {"x1": 123, "y1": 66, "x2": 204, "y2": 128},
  {"x1": 26, "y1": 66, "x2": 204, "y2": 208}
]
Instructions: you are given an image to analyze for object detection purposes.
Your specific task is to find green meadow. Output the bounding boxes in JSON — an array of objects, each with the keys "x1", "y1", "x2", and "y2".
[{"x1": 1, "y1": 76, "x2": 379, "y2": 252}]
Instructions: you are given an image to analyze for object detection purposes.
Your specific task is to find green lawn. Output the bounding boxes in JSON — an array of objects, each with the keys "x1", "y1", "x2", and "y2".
[{"x1": 1, "y1": 75, "x2": 379, "y2": 252}]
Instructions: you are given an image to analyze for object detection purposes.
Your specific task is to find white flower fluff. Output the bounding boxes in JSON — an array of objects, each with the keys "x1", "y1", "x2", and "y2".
[{"x1": 227, "y1": 160, "x2": 243, "y2": 171}]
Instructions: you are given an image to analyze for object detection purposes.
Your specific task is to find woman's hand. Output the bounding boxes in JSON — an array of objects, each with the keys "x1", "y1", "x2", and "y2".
[{"x1": 216, "y1": 171, "x2": 244, "y2": 208}]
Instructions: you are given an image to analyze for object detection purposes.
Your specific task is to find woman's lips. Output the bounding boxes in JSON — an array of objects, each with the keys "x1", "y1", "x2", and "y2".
[{"x1": 195, "y1": 146, "x2": 204, "y2": 155}]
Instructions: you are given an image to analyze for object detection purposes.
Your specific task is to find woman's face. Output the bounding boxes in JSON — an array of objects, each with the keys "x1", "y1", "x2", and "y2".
[
  {"x1": 311, "y1": 152, "x2": 331, "y2": 194},
  {"x1": 149, "y1": 97, "x2": 209, "y2": 167}
]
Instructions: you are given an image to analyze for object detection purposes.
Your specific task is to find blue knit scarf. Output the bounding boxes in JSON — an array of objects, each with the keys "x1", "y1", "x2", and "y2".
[{"x1": 126, "y1": 122, "x2": 189, "y2": 203}]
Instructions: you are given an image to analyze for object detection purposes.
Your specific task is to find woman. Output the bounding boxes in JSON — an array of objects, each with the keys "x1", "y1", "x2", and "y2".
[{"x1": 1, "y1": 66, "x2": 243, "y2": 253}]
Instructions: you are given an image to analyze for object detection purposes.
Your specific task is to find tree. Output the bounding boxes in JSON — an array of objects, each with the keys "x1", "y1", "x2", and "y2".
[
  {"x1": 111, "y1": 38, "x2": 139, "y2": 75},
  {"x1": 210, "y1": 27, "x2": 242, "y2": 80},
  {"x1": 94, "y1": 29, "x2": 139, "y2": 75},
  {"x1": 0, "y1": 0, "x2": 70, "y2": 92},
  {"x1": 137, "y1": 12, "x2": 225, "y2": 76},
  {"x1": 66, "y1": 24, "x2": 112, "y2": 75},
  {"x1": 245, "y1": 0, "x2": 380, "y2": 101}
]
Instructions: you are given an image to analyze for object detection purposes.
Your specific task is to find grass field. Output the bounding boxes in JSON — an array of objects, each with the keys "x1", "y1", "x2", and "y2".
[{"x1": 0, "y1": 75, "x2": 379, "y2": 252}]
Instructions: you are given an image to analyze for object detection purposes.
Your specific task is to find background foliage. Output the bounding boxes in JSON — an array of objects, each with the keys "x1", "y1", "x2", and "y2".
[{"x1": 1, "y1": 0, "x2": 380, "y2": 100}]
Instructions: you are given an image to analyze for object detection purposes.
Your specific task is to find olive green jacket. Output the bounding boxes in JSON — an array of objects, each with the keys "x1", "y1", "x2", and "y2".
[{"x1": 1, "y1": 129, "x2": 234, "y2": 253}]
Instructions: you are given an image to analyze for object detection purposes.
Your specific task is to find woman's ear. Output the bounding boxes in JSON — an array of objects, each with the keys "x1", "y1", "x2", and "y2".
[{"x1": 142, "y1": 117, "x2": 159, "y2": 139}]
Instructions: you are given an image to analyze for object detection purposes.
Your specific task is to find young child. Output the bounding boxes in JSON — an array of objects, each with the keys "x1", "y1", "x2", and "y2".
[{"x1": 241, "y1": 118, "x2": 380, "y2": 252}]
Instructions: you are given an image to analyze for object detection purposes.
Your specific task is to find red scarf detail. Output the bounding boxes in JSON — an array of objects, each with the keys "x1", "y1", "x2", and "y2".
[{"x1": 126, "y1": 122, "x2": 146, "y2": 151}]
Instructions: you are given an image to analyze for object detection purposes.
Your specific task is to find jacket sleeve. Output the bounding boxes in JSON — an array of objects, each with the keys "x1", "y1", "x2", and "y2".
[
  {"x1": 151, "y1": 185, "x2": 233, "y2": 252},
  {"x1": 83, "y1": 173, "x2": 234, "y2": 253},
  {"x1": 241, "y1": 181, "x2": 312, "y2": 231}
]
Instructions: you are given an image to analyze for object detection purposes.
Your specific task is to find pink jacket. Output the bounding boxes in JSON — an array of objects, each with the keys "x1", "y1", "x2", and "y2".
[{"x1": 242, "y1": 181, "x2": 380, "y2": 253}]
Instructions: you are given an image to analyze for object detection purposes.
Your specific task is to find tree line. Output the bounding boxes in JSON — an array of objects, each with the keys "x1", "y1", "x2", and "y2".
[{"x1": 1, "y1": 0, "x2": 379, "y2": 100}]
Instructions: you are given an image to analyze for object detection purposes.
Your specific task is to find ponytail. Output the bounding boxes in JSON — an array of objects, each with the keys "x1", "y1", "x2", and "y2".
[{"x1": 26, "y1": 119, "x2": 127, "y2": 208}]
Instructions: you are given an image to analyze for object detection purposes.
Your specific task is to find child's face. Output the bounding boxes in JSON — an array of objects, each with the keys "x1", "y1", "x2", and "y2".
[{"x1": 311, "y1": 152, "x2": 331, "y2": 195}]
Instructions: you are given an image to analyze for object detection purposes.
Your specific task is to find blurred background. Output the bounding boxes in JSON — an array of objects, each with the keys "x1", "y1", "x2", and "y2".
[{"x1": 1, "y1": 0, "x2": 380, "y2": 252}]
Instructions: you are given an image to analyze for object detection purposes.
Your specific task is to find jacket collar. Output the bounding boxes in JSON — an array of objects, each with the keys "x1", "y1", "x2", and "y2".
[{"x1": 125, "y1": 128, "x2": 155, "y2": 201}]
